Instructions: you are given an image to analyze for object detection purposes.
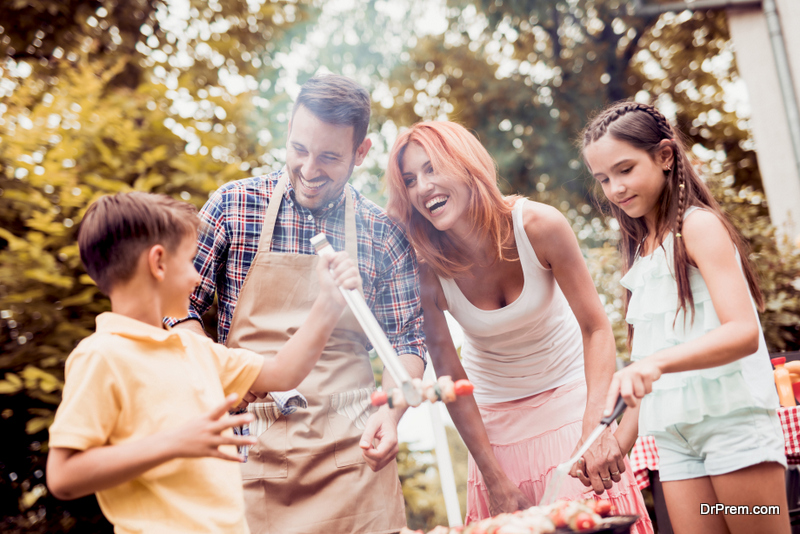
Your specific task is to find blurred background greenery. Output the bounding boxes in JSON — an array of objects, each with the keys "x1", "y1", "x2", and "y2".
[{"x1": 1, "y1": 0, "x2": 799, "y2": 531}]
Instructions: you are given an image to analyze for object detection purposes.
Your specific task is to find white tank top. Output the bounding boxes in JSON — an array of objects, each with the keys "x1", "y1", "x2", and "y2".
[{"x1": 438, "y1": 199, "x2": 585, "y2": 404}]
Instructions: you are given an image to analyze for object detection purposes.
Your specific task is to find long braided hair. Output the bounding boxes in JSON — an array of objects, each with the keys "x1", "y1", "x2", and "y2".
[{"x1": 581, "y1": 101, "x2": 764, "y2": 347}]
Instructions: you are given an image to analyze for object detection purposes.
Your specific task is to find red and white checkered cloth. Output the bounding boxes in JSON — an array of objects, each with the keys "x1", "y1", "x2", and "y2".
[
  {"x1": 778, "y1": 406, "x2": 800, "y2": 464},
  {"x1": 629, "y1": 406, "x2": 800, "y2": 487},
  {"x1": 629, "y1": 435, "x2": 660, "y2": 490}
]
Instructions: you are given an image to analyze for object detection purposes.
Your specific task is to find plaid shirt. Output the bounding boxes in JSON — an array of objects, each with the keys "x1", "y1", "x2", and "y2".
[{"x1": 171, "y1": 169, "x2": 425, "y2": 362}]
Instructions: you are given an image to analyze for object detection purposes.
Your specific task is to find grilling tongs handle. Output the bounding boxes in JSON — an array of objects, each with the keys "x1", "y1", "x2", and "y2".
[{"x1": 600, "y1": 395, "x2": 627, "y2": 426}]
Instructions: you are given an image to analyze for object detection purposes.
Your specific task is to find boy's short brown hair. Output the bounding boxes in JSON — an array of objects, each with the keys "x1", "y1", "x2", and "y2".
[{"x1": 78, "y1": 192, "x2": 200, "y2": 294}]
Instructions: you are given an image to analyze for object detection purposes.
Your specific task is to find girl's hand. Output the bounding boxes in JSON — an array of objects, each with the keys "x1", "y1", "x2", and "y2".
[
  {"x1": 603, "y1": 359, "x2": 662, "y2": 414},
  {"x1": 316, "y1": 251, "x2": 360, "y2": 309}
]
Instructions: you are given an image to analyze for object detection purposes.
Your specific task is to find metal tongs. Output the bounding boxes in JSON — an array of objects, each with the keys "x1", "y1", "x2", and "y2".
[
  {"x1": 539, "y1": 395, "x2": 627, "y2": 505},
  {"x1": 311, "y1": 233, "x2": 422, "y2": 407}
]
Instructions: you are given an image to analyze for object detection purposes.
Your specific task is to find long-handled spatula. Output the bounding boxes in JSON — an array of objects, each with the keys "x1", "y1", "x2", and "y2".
[{"x1": 539, "y1": 395, "x2": 627, "y2": 506}]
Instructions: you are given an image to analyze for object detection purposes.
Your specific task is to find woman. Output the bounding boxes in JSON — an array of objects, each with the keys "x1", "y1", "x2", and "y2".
[{"x1": 385, "y1": 121, "x2": 651, "y2": 532}]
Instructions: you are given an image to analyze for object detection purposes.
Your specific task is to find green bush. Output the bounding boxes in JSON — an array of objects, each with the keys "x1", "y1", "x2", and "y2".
[{"x1": 586, "y1": 174, "x2": 800, "y2": 360}]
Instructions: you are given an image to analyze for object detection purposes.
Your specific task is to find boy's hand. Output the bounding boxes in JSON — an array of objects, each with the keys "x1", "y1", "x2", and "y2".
[
  {"x1": 317, "y1": 251, "x2": 360, "y2": 309},
  {"x1": 174, "y1": 393, "x2": 256, "y2": 462},
  {"x1": 47, "y1": 394, "x2": 257, "y2": 501}
]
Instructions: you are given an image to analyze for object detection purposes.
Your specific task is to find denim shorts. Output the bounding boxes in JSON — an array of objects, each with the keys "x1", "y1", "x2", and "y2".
[{"x1": 651, "y1": 407, "x2": 787, "y2": 482}]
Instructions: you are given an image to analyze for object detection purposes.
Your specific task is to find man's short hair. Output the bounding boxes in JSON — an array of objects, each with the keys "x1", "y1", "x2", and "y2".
[
  {"x1": 78, "y1": 192, "x2": 199, "y2": 295},
  {"x1": 292, "y1": 74, "x2": 371, "y2": 149}
]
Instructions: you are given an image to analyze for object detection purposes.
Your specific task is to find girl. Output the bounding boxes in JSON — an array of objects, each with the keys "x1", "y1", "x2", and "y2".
[
  {"x1": 384, "y1": 121, "x2": 652, "y2": 532},
  {"x1": 582, "y1": 101, "x2": 789, "y2": 534}
]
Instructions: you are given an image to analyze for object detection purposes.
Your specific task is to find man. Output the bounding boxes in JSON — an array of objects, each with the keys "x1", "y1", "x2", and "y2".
[{"x1": 172, "y1": 74, "x2": 425, "y2": 533}]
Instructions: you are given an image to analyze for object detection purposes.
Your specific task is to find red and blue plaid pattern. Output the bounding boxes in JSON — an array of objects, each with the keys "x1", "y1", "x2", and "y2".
[{"x1": 171, "y1": 170, "x2": 425, "y2": 361}]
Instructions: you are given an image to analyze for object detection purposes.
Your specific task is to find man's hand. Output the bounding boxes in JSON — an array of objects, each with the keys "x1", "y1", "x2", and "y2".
[
  {"x1": 569, "y1": 428, "x2": 626, "y2": 494},
  {"x1": 235, "y1": 391, "x2": 257, "y2": 412},
  {"x1": 235, "y1": 390, "x2": 292, "y2": 414},
  {"x1": 359, "y1": 408, "x2": 400, "y2": 472},
  {"x1": 486, "y1": 477, "x2": 533, "y2": 516},
  {"x1": 171, "y1": 393, "x2": 256, "y2": 462},
  {"x1": 172, "y1": 318, "x2": 209, "y2": 337},
  {"x1": 363, "y1": 353, "x2": 423, "y2": 471}
]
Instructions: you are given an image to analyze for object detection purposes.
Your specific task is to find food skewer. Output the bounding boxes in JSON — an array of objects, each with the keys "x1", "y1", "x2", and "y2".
[
  {"x1": 400, "y1": 496, "x2": 620, "y2": 533},
  {"x1": 370, "y1": 375, "x2": 475, "y2": 409},
  {"x1": 311, "y1": 233, "x2": 423, "y2": 406}
]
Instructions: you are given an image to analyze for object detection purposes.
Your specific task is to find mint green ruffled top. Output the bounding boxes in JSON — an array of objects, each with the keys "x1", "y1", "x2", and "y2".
[{"x1": 620, "y1": 207, "x2": 778, "y2": 434}]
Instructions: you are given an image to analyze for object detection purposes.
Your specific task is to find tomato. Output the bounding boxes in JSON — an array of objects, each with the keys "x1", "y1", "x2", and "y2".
[
  {"x1": 574, "y1": 512, "x2": 596, "y2": 531},
  {"x1": 593, "y1": 499, "x2": 613, "y2": 517},
  {"x1": 549, "y1": 509, "x2": 567, "y2": 529},
  {"x1": 370, "y1": 390, "x2": 388, "y2": 406},
  {"x1": 454, "y1": 379, "x2": 474, "y2": 396}
]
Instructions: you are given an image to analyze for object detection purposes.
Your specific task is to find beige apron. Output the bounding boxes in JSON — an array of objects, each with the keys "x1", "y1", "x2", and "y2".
[{"x1": 226, "y1": 175, "x2": 406, "y2": 534}]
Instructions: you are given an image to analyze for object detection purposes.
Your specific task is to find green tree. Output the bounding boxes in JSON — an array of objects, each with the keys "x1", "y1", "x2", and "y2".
[
  {"x1": 2, "y1": 0, "x2": 798, "y2": 530},
  {"x1": 373, "y1": 0, "x2": 799, "y2": 352},
  {"x1": 398, "y1": 426, "x2": 468, "y2": 532},
  {"x1": 0, "y1": 1, "x2": 320, "y2": 530}
]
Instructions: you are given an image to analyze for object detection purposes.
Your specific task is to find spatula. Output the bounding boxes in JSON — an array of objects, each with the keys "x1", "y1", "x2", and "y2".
[{"x1": 539, "y1": 395, "x2": 627, "y2": 505}]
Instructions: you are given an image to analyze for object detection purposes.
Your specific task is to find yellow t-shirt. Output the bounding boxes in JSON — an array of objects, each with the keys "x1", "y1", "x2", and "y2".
[{"x1": 49, "y1": 312, "x2": 264, "y2": 533}]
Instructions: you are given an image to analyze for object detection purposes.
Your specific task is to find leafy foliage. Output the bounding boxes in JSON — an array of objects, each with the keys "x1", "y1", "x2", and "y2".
[
  {"x1": 0, "y1": 0, "x2": 319, "y2": 530},
  {"x1": 373, "y1": 0, "x2": 799, "y2": 354},
  {"x1": 710, "y1": 179, "x2": 800, "y2": 351},
  {"x1": 1, "y1": 0, "x2": 798, "y2": 531},
  {"x1": 587, "y1": 177, "x2": 800, "y2": 357},
  {"x1": 398, "y1": 426, "x2": 468, "y2": 532}
]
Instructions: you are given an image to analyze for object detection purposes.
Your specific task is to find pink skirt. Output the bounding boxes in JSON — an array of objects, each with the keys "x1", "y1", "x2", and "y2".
[{"x1": 467, "y1": 379, "x2": 653, "y2": 534}]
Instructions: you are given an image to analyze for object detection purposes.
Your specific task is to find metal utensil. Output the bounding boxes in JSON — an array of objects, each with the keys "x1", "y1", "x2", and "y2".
[
  {"x1": 311, "y1": 233, "x2": 422, "y2": 406},
  {"x1": 539, "y1": 395, "x2": 627, "y2": 505}
]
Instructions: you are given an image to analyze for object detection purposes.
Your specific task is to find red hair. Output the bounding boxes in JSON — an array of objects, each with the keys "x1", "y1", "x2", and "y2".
[{"x1": 385, "y1": 121, "x2": 519, "y2": 279}]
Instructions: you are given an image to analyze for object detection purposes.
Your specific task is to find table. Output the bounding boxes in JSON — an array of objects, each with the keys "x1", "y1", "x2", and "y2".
[{"x1": 629, "y1": 406, "x2": 800, "y2": 489}]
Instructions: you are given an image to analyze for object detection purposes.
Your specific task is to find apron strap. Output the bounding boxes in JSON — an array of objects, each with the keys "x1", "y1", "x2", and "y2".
[
  {"x1": 258, "y1": 171, "x2": 358, "y2": 261},
  {"x1": 258, "y1": 172, "x2": 287, "y2": 252},
  {"x1": 344, "y1": 187, "x2": 357, "y2": 260}
]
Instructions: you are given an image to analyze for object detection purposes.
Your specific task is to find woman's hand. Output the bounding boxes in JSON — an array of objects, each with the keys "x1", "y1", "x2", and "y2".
[
  {"x1": 417, "y1": 265, "x2": 532, "y2": 515},
  {"x1": 603, "y1": 359, "x2": 662, "y2": 415},
  {"x1": 569, "y1": 429, "x2": 626, "y2": 494},
  {"x1": 486, "y1": 477, "x2": 533, "y2": 516}
]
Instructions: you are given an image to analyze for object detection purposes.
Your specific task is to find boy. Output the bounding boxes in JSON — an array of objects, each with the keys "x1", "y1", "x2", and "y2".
[{"x1": 46, "y1": 192, "x2": 358, "y2": 533}]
